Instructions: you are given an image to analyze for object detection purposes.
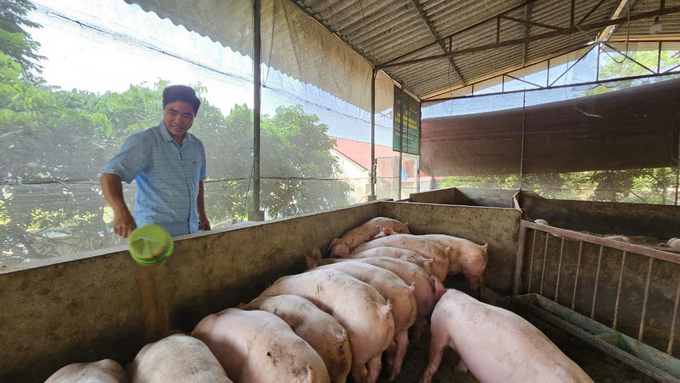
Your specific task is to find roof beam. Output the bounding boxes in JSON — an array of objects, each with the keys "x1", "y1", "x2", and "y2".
[
  {"x1": 380, "y1": 0, "x2": 540, "y2": 67},
  {"x1": 378, "y1": 5, "x2": 680, "y2": 69},
  {"x1": 598, "y1": 0, "x2": 636, "y2": 41},
  {"x1": 408, "y1": 0, "x2": 465, "y2": 84},
  {"x1": 578, "y1": 0, "x2": 608, "y2": 25},
  {"x1": 522, "y1": 3, "x2": 534, "y2": 66}
]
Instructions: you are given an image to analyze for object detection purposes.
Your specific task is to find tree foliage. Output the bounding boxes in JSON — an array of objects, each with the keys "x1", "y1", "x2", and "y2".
[{"x1": 0, "y1": 4, "x2": 351, "y2": 265}]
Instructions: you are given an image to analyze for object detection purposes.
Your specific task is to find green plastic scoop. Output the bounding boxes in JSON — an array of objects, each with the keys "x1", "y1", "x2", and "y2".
[{"x1": 128, "y1": 224, "x2": 173, "y2": 266}]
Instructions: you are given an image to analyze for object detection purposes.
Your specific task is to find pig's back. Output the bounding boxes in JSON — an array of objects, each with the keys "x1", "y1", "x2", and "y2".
[{"x1": 440, "y1": 292, "x2": 592, "y2": 383}]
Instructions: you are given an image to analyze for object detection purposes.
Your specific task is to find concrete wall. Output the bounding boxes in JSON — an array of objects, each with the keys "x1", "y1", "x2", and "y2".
[
  {"x1": 380, "y1": 202, "x2": 521, "y2": 295},
  {"x1": 0, "y1": 202, "x2": 380, "y2": 383},
  {"x1": 409, "y1": 187, "x2": 516, "y2": 208},
  {"x1": 520, "y1": 191, "x2": 680, "y2": 239}
]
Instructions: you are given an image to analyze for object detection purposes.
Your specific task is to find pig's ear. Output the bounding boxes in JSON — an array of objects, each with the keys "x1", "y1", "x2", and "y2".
[
  {"x1": 408, "y1": 282, "x2": 416, "y2": 292},
  {"x1": 237, "y1": 302, "x2": 247, "y2": 309},
  {"x1": 482, "y1": 242, "x2": 489, "y2": 250},
  {"x1": 305, "y1": 255, "x2": 319, "y2": 270},
  {"x1": 384, "y1": 227, "x2": 394, "y2": 235},
  {"x1": 423, "y1": 257, "x2": 434, "y2": 264},
  {"x1": 312, "y1": 248, "x2": 322, "y2": 260},
  {"x1": 303, "y1": 366, "x2": 315, "y2": 383},
  {"x1": 328, "y1": 238, "x2": 338, "y2": 251},
  {"x1": 433, "y1": 277, "x2": 447, "y2": 300}
]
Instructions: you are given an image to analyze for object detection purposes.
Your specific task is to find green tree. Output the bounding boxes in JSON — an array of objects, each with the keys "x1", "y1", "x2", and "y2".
[{"x1": 0, "y1": 0, "x2": 44, "y2": 82}]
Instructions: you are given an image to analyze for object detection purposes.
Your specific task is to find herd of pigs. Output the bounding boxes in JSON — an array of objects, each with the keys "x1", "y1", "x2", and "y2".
[{"x1": 45, "y1": 217, "x2": 594, "y2": 383}]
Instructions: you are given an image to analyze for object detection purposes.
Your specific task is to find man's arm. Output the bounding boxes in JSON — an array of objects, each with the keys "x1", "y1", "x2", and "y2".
[
  {"x1": 198, "y1": 180, "x2": 210, "y2": 231},
  {"x1": 100, "y1": 173, "x2": 137, "y2": 238}
]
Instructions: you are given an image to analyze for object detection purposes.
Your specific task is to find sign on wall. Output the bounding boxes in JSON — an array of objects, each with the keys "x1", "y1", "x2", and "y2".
[{"x1": 393, "y1": 85, "x2": 421, "y2": 155}]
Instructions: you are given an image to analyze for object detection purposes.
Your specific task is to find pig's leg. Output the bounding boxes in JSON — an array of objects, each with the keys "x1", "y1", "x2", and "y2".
[
  {"x1": 465, "y1": 273, "x2": 484, "y2": 301},
  {"x1": 383, "y1": 341, "x2": 397, "y2": 377},
  {"x1": 351, "y1": 359, "x2": 369, "y2": 383},
  {"x1": 455, "y1": 358, "x2": 469, "y2": 373},
  {"x1": 365, "y1": 353, "x2": 383, "y2": 383},
  {"x1": 388, "y1": 329, "x2": 410, "y2": 381},
  {"x1": 418, "y1": 333, "x2": 448, "y2": 383},
  {"x1": 410, "y1": 317, "x2": 428, "y2": 342}
]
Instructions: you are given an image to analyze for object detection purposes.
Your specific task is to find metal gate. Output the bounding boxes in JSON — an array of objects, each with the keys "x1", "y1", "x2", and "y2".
[{"x1": 513, "y1": 220, "x2": 680, "y2": 382}]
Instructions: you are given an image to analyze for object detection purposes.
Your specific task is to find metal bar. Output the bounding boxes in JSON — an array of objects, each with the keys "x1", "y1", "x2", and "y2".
[
  {"x1": 570, "y1": 0, "x2": 576, "y2": 27},
  {"x1": 377, "y1": 6, "x2": 680, "y2": 69},
  {"x1": 379, "y1": 0, "x2": 539, "y2": 67},
  {"x1": 613, "y1": 251, "x2": 627, "y2": 330},
  {"x1": 252, "y1": 0, "x2": 262, "y2": 220},
  {"x1": 370, "y1": 68, "x2": 376, "y2": 198},
  {"x1": 547, "y1": 59, "x2": 550, "y2": 87},
  {"x1": 448, "y1": 36, "x2": 452, "y2": 52},
  {"x1": 398, "y1": 84, "x2": 404, "y2": 199},
  {"x1": 424, "y1": 70, "x2": 680, "y2": 102},
  {"x1": 639, "y1": 258, "x2": 654, "y2": 342},
  {"x1": 549, "y1": 46, "x2": 594, "y2": 87},
  {"x1": 504, "y1": 73, "x2": 544, "y2": 89},
  {"x1": 591, "y1": 245, "x2": 604, "y2": 319},
  {"x1": 578, "y1": 0, "x2": 608, "y2": 25},
  {"x1": 540, "y1": 232, "x2": 550, "y2": 296},
  {"x1": 555, "y1": 237, "x2": 565, "y2": 302},
  {"x1": 408, "y1": 0, "x2": 464, "y2": 82},
  {"x1": 519, "y1": 91, "x2": 526, "y2": 190},
  {"x1": 662, "y1": 0, "x2": 666, "y2": 10},
  {"x1": 500, "y1": 14, "x2": 563, "y2": 31},
  {"x1": 522, "y1": 221, "x2": 680, "y2": 264},
  {"x1": 497, "y1": 17, "x2": 501, "y2": 43},
  {"x1": 667, "y1": 274, "x2": 680, "y2": 354},
  {"x1": 528, "y1": 228, "x2": 538, "y2": 293},
  {"x1": 658, "y1": 41, "x2": 662, "y2": 73},
  {"x1": 502, "y1": 75, "x2": 505, "y2": 92},
  {"x1": 596, "y1": 43, "x2": 601, "y2": 81},
  {"x1": 572, "y1": 241, "x2": 584, "y2": 310},
  {"x1": 602, "y1": 42, "x2": 656, "y2": 74},
  {"x1": 514, "y1": 223, "x2": 528, "y2": 296},
  {"x1": 664, "y1": 62, "x2": 680, "y2": 73}
]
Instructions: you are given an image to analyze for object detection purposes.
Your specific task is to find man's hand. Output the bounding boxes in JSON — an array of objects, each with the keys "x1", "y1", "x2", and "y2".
[
  {"x1": 199, "y1": 214, "x2": 211, "y2": 231},
  {"x1": 112, "y1": 209, "x2": 137, "y2": 238}
]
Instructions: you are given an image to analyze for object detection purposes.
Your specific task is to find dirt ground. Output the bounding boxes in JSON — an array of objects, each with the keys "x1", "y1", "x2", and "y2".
[{"x1": 378, "y1": 298, "x2": 657, "y2": 383}]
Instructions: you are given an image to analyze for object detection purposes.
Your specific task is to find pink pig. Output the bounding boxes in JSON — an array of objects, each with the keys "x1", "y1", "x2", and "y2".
[
  {"x1": 312, "y1": 261, "x2": 417, "y2": 381},
  {"x1": 45, "y1": 360, "x2": 129, "y2": 383},
  {"x1": 308, "y1": 256, "x2": 445, "y2": 341},
  {"x1": 259, "y1": 269, "x2": 394, "y2": 383},
  {"x1": 420, "y1": 289, "x2": 593, "y2": 383},
  {"x1": 193, "y1": 308, "x2": 329, "y2": 383},
  {"x1": 129, "y1": 334, "x2": 233, "y2": 383},
  {"x1": 240, "y1": 295, "x2": 351, "y2": 383},
  {"x1": 341, "y1": 247, "x2": 434, "y2": 276},
  {"x1": 329, "y1": 217, "x2": 409, "y2": 257}
]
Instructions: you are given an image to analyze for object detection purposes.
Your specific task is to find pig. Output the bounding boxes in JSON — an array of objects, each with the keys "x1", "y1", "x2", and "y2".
[
  {"x1": 418, "y1": 234, "x2": 488, "y2": 299},
  {"x1": 351, "y1": 233, "x2": 451, "y2": 282},
  {"x1": 259, "y1": 269, "x2": 394, "y2": 383},
  {"x1": 193, "y1": 308, "x2": 329, "y2": 383},
  {"x1": 370, "y1": 229, "x2": 488, "y2": 299},
  {"x1": 240, "y1": 295, "x2": 351, "y2": 383},
  {"x1": 312, "y1": 261, "x2": 417, "y2": 381},
  {"x1": 341, "y1": 247, "x2": 434, "y2": 276},
  {"x1": 661, "y1": 238, "x2": 680, "y2": 251},
  {"x1": 45, "y1": 359, "x2": 129, "y2": 383},
  {"x1": 534, "y1": 219, "x2": 549, "y2": 225},
  {"x1": 129, "y1": 334, "x2": 232, "y2": 383},
  {"x1": 419, "y1": 289, "x2": 593, "y2": 383},
  {"x1": 307, "y1": 255, "x2": 445, "y2": 341},
  {"x1": 329, "y1": 217, "x2": 409, "y2": 257}
]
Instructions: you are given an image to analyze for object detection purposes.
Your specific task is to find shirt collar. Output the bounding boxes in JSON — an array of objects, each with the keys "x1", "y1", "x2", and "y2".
[{"x1": 158, "y1": 121, "x2": 194, "y2": 144}]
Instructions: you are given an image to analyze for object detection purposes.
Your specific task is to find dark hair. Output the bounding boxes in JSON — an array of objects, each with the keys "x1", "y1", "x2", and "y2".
[{"x1": 163, "y1": 85, "x2": 201, "y2": 115}]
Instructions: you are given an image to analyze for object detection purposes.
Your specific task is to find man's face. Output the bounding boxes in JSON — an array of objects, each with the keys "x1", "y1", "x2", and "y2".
[{"x1": 163, "y1": 100, "x2": 195, "y2": 139}]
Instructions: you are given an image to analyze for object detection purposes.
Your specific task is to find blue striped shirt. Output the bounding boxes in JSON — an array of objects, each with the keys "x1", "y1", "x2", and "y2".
[{"x1": 104, "y1": 122, "x2": 207, "y2": 236}]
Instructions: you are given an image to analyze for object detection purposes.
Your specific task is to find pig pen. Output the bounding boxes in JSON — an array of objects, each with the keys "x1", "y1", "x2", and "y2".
[{"x1": 0, "y1": 199, "x2": 654, "y2": 383}]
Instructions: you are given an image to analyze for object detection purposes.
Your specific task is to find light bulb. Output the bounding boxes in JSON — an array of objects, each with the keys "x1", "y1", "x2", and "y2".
[{"x1": 650, "y1": 17, "x2": 663, "y2": 34}]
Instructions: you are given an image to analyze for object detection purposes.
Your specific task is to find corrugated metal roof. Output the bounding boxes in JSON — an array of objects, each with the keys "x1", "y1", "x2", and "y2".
[
  {"x1": 298, "y1": 0, "x2": 642, "y2": 99},
  {"x1": 611, "y1": 0, "x2": 680, "y2": 37}
]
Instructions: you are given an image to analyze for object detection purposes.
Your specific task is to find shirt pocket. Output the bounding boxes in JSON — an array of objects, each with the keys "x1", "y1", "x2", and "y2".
[{"x1": 184, "y1": 153, "x2": 202, "y2": 183}]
